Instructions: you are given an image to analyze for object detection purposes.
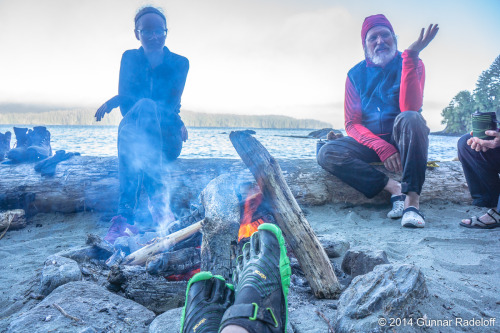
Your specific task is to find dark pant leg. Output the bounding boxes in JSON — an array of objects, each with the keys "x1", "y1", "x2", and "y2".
[
  {"x1": 457, "y1": 133, "x2": 500, "y2": 208},
  {"x1": 117, "y1": 99, "x2": 163, "y2": 219},
  {"x1": 162, "y1": 128, "x2": 183, "y2": 162},
  {"x1": 392, "y1": 111, "x2": 430, "y2": 195},
  {"x1": 317, "y1": 136, "x2": 388, "y2": 198},
  {"x1": 141, "y1": 116, "x2": 184, "y2": 224}
]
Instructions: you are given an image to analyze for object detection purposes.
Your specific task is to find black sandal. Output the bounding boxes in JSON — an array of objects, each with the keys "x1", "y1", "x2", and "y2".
[{"x1": 459, "y1": 209, "x2": 500, "y2": 229}]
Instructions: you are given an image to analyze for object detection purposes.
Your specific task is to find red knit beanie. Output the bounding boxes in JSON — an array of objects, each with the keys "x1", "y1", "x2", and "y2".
[{"x1": 361, "y1": 14, "x2": 394, "y2": 47}]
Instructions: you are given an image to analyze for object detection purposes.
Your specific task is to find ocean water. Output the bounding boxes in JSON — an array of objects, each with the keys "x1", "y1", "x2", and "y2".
[{"x1": 0, "y1": 125, "x2": 461, "y2": 161}]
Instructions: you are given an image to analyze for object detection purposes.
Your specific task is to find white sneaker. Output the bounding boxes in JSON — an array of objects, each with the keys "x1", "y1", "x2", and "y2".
[
  {"x1": 401, "y1": 206, "x2": 425, "y2": 228},
  {"x1": 387, "y1": 195, "x2": 406, "y2": 219}
]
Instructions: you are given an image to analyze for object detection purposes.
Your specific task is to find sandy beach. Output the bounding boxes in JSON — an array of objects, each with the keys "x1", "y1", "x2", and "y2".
[{"x1": 0, "y1": 198, "x2": 498, "y2": 332}]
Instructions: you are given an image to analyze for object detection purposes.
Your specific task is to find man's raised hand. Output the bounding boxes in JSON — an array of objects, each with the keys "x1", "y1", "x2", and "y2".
[{"x1": 408, "y1": 24, "x2": 439, "y2": 54}]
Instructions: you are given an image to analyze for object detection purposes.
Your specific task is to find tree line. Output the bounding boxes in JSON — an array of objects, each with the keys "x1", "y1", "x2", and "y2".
[
  {"x1": 441, "y1": 54, "x2": 500, "y2": 134},
  {"x1": 0, "y1": 108, "x2": 331, "y2": 129}
]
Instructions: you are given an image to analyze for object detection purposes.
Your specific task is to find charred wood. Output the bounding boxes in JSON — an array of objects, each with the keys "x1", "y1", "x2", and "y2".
[
  {"x1": 146, "y1": 247, "x2": 201, "y2": 276},
  {"x1": 107, "y1": 265, "x2": 186, "y2": 314}
]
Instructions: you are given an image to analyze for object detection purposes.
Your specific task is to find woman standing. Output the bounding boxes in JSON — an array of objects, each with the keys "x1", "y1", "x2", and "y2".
[{"x1": 95, "y1": 6, "x2": 189, "y2": 243}]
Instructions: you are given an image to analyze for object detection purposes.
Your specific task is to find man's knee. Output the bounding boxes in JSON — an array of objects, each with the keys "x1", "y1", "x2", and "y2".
[
  {"x1": 396, "y1": 111, "x2": 425, "y2": 125},
  {"x1": 394, "y1": 111, "x2": 429, "y2": 136},
  {"x1": 317, "y1": 141, "x2": 352, "y2": 168},
  {"x1": 457, "y1": 133, "x2": 472, "y2": 159}
]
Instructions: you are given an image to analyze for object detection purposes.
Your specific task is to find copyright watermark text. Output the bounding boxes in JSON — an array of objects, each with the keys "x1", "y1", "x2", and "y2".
[{"x1": 378, "y1": 317, "x2": 496, "y2": 328}]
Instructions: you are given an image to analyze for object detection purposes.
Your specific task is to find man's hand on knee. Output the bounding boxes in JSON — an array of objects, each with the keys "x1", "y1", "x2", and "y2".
[{"x1": 383, "y1": 152, "x2": 402, "y2": 173}]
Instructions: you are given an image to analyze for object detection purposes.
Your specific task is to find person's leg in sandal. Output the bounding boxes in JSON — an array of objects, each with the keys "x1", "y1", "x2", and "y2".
[
  {"x1": 219, "y1": 223, "x2": 291, "y2": 333},
  {"x1": 179, "y1": 271, "x2": 234, "y2": 333},
  {"x1": 460, "y1": 195, "x2": 500, "y2": 229}
]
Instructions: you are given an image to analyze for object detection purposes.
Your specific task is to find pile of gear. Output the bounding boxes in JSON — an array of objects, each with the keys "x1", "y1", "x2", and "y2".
[
  {"x1": 0, "y1": 126, "x2": 79, "y2": 176},
  {"x1": 0, "y1": 126, "x2": 52, "y2": 163}
]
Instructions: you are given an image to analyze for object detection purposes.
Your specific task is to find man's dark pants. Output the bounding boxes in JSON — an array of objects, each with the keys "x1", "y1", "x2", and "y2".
[
  {"x1": 457, "y1": 133, "x2": 500, "y2": 211},
  {"x1": 317, "y1": 111, "x2": 429, "y2": 198},
  {"x1": 117, "y1": 98, "x2": 183, "y2": 220}
]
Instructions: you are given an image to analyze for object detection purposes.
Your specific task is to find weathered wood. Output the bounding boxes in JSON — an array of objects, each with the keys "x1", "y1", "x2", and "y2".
[
  {"x1": 0, "y1": 156, "x2": 470, "y2": 214},
  {"x1": 123, "y1": 220, "x2": 203, "y2": 266},
  {"x1": 107, "y1": 265, "x2": 186, "y2": 314},
  {"x1": 230, "y1": 131, "x2": 341, "y2": 298},
  {"x1": 0, "y1": 209, "x2": 26, "y2": 231},
  {"x1": 199, "y1": 174, "x2": 241, "y2": 280}
]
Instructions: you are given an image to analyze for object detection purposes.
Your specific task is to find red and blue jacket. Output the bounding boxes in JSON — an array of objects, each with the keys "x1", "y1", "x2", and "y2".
[{"x1": 344, "y1": 49, "x2": 425, "y2": 161}]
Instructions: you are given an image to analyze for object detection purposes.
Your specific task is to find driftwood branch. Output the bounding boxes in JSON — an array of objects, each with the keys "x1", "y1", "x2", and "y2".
[
  {"x1": 230, "y1": 130, "x2": 340, "y2": 298},
  {"x1": 53, "y1": 303, "x2": 81, "y2": 322},
  {"x1": 123, "y1": 220, "x2": 203, "y2": 266}
]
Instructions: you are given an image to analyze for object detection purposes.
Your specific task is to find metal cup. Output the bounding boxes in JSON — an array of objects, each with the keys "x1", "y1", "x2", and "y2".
[{"x1": 471, "y1": 111, "x2": 497, "y2": 140}]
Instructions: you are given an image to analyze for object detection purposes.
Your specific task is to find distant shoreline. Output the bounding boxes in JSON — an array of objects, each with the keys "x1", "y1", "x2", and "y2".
[{"x1": 430, "y1": 131, "x2": 463, "y2": 137}]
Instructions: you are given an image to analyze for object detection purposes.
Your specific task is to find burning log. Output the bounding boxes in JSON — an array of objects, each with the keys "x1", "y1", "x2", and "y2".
[
  {"x1": 146, "y1": 247, "x2": 201, "y2": 276},
  {"x1": 199, "y1": 174, "x2": 241, "y2": 280},
  {"x1": 123, "y1": 220, "x2": 203, "y2": 266},
  {"x1": 230, "y1": 131, "x2": 341, "y2": 298}
]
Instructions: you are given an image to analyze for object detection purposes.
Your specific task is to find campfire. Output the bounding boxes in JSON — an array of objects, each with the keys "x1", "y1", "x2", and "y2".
[{"x1": 73, "y1": 131, "x2": 339, "y2": 313}]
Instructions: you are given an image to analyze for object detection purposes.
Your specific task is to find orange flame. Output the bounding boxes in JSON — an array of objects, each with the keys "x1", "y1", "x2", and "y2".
[{"x1": 238, "y1": 188, "x2": 264, "y2": 242}]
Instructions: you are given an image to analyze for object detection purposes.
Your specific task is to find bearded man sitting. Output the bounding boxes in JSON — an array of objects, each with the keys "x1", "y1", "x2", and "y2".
[{"x1": 317, "y1": 14, "x2": 439, "y2": 228}]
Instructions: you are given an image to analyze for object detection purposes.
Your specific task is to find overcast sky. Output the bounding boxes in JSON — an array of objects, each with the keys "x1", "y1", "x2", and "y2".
[{"x1": 0, "y1": 0, "x2": 499, "y2": 130}]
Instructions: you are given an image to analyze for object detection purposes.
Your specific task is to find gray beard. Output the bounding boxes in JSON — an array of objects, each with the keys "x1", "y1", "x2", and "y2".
[{"x1": 366, "y1": 43, "x2": 397, "y2": 66}]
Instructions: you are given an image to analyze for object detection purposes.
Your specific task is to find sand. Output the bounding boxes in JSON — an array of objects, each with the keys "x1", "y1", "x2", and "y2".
[{"x1": 0, "y1": 201, "x2": 499, "y2": 332}]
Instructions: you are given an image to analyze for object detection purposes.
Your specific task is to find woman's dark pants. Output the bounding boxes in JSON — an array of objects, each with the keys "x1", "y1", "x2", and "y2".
[
  {"x1": 457, "y1": 133, "x2": 500, "y2": 210},
  {"x1": 317, "y1": 111, "x2": 429, "y2": 198},
  {"x1": 117, "y1": 98, "x2": 183, "y2": 220}
]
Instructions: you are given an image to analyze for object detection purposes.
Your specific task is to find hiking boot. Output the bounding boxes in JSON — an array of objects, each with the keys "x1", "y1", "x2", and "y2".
[
  {"x1": 180, "y1": 272, "x2": 234, "y2": 333},
  {"x1": 26, "y1": 126, "x2": 52, "y2": 161},
  {"x1": 220, "y1": 223, "x2": 291, "y2": 333},
  {"x1": 103, "y1": 215, "x2": 139, "y2": 244},
  {"x1": 0, "y1": 131, "x2": 11, "y2": 161},
  {"x1": 7, "y1": 127, "x2": 29, "y2": 162}
]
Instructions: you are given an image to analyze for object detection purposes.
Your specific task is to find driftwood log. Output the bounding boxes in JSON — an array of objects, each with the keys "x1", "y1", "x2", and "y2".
[
  {"x1": 0, "y1": 156, "x2": 469, "y2": 214},
  {"x1": 230, "y1": 131, "x2": 340, "y2": 298},
  {"x1": 199, "y1": 174, "x2": 241, "y2": 280},
  {"x1": 0, "y1": 209, "x2": 26, "y2": 231}
]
